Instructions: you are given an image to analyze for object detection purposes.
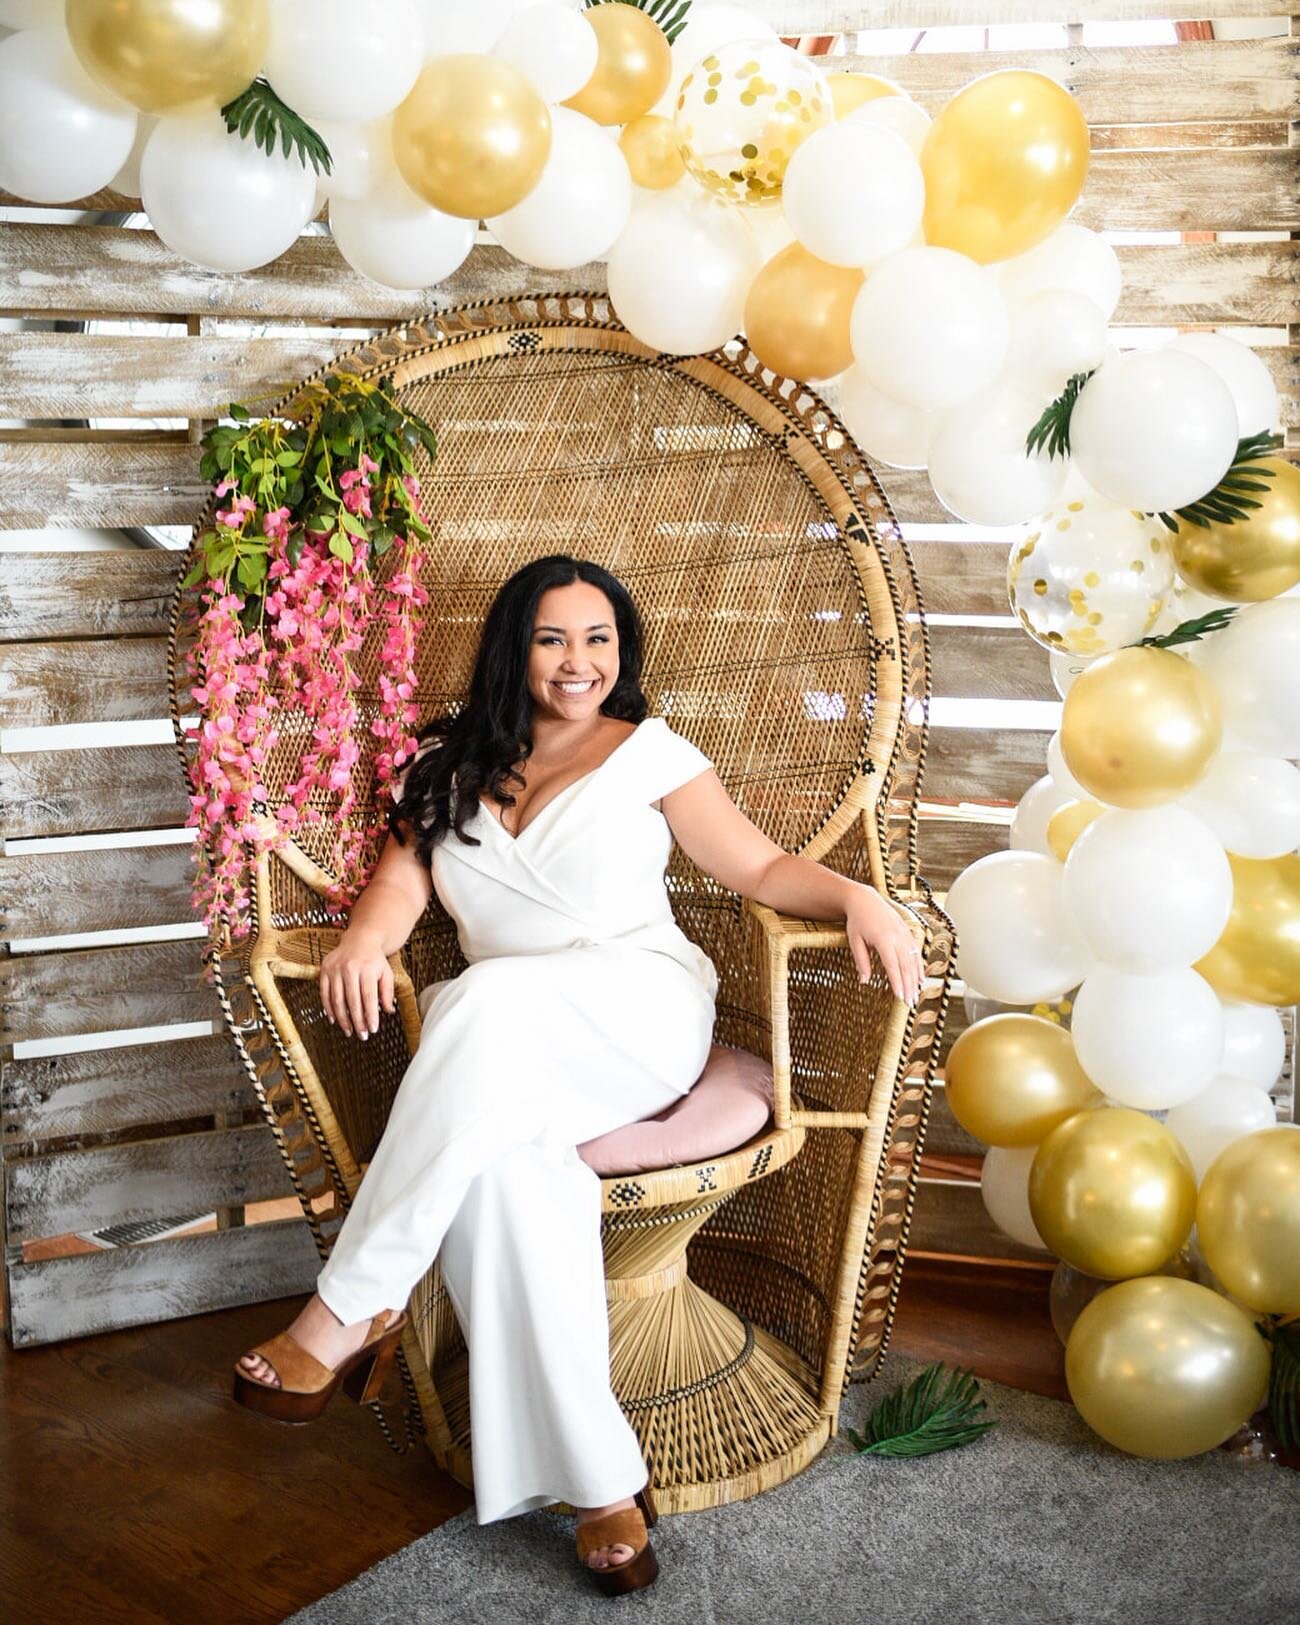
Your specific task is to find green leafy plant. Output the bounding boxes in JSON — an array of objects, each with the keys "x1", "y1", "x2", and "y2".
[
  {"x1": 1265, "y1": 1316, "x2": 1299, "y2": 1456},
  {"x1": 1152, "y1": 431, "x2": 1283, "y2": 534},
  {"x1": 1024, "y1": 369, "x2": 1095, "y2": 461},
  {"x1": 1137, "y1": 605, "x2": 1239, "y2": 650},
  {"x1": 583, "y1": 0, "x2": 693, "y2": 44},
  {"x1": 220, "y1": 76, "x2": 333, "y2": 175},
  {"x1": 844, "y1": 1361, "x2": 996, "y2": 1458},
  {"x1": 181, "y1": 371, "x2": 438, "y2": 635}
]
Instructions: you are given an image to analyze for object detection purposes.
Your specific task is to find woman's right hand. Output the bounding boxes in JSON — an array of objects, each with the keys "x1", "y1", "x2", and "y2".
[{"x1": 320, "y1": 928, "x2": 396, "y2": 1040}]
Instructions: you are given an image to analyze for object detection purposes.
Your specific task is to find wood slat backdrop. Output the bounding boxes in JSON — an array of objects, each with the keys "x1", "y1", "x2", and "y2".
[{"x1": 2, "y1": 2, "x2": 1297, "y2": 1344}]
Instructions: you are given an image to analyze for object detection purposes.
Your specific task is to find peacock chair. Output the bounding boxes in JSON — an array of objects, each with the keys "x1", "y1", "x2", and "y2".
[{"x1": 167, "y1": 294, "x2": 957, "y2": 1513}]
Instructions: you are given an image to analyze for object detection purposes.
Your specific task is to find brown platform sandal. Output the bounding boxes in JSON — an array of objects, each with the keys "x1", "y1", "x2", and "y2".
[
  {"x1": 232, "y1": 1308, "x2": 408, "y2": 1424},
  {"x1": 575, "y1": 1482, "x2": 660, "y2": 1597}
]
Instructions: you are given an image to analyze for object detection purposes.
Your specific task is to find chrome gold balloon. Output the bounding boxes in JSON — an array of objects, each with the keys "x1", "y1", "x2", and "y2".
[
  {"x1": 393, "y1": 55, "x2": 551, "y2": 220},
  {"x1": 1194, "y1": 853, "x2": 1300, "y2": 1008},
  {"x1": 1065, "y1": 1276, "x2": 1272, "y2": 1458},
  {"x1": 828, "y1": 72, "x2": 908, "y2": 119},
  {"x1": 1197, "y1": 1125, "x2": 1300, "y2": 1314},
  {"x1": 1028, "y1": 1106, "x2": 1197, "y2": 1280},
  {"x1": 945, "y1": 1013, "x2": 1102, "y2": 1148},
  {"x1": 564, "y1": 3, "x2": 672, "y2": 127},
  {"x1": 1059, "y1": 644, "x2": 1222, "y2": 809},
  {"x1": 66, "y1": 0, "x2": 268, "y2": 115},
  {"x1": 743, "y1": 243, "x2": 861, "y2": 382},
  {"x1": 1171, "y1": 457, "x2": 1300, "y2": 603}
]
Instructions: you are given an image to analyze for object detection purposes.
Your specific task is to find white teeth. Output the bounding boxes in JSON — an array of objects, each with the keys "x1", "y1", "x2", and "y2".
[{"x1": 555, "y1": 680, "x2": 596, "y2": 692}]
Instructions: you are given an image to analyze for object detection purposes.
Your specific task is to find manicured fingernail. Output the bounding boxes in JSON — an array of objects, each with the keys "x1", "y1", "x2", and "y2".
[{"x1": 360, "y1": 1029, "x2": 369, "y2": 1041}]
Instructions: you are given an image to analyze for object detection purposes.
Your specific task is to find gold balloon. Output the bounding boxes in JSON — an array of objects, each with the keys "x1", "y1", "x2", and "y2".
[
  {"x1": 66, "y1": 0, "x2": 268, "y2": 115},
  {"x1": 920, "y1": 69, "x2": 1089, "y2": 264},
  {"x1": 743, "y1": 244, "x2": 861, "y2": 383},
  {"x1": 1194, "y1": 853, "x2": 1300, "y2": 1007},
  {"x1": 828, "y1": 73, "x2": 908, "y2": 120},
  {"x1": 618, "y1": 114, "x2": 686, "y2": 189},
  {"x1": 1059, "y1": 645, "x2": 1222, "y2": 809},
  {"x1": 1045, "y1": 798, "x2": 1105, "y2": 861},
  {"x1": 1197, "y1": 1127, "x2": 1300, "y2": 1314},
  {"x1": 945, "y1": 1014, "x2": 1103, "y2": 1148},
  {"x1": 1029, "y1": 1106, "x2": 1197, "y2": 1280},
  {"x1": 1171, "y1": 458, "x2": 1300, "y2": 603},
  {"x1": 393, "y1": 56, "x2": 551, "y2": 221},
  {"x1": 1065, "y1": 1277, "x2": 1271, "y2": 1458},
  {"x1": 673, "y1": 38, "x2": 832, "y2": 207},
  {"x1": 564, "y1": 4, "x2": 672, "y2": 126}
]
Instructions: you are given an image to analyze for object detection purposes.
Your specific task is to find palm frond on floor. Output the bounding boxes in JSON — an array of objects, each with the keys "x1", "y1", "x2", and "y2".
[{"x1": 845, "y1": 1361, "x2": 997, "y2": 1458}]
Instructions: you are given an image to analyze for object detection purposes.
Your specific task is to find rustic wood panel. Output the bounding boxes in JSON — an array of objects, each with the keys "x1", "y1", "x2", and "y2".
[
  {"x1": 1, "y1": 1035, "x2": 256, "y2": 1145},
  {"x1": 929, "y1": 625, "x2": 1055, "y2": 701},
  {"x1": 4, "y1": 229, "x2": 1297, "y2": 326},
  {"x1": 0, "y1": 548, "x2": 180, "y2": 643},
  {"x1": 0, "y1": 744, "x2": 191, "y2": 839},
  {"x1": 0, "y1": 843, "x2": 199, "y2": 940},
  {"x1": 840, "y1": 35, "x2": 1297, "y2": 124},
  {"x1": 4, "y1": 1122, "x2": 296, "y2": 1242},
  {"x1": 0, "y1": 939, "x2": 223, "y2": 1045},
  {"x1": 923, "y1": 728, "x2": 1048, "y2": 802},
  {"x1": 4, "y1": 1214, "x2": 320, "y2": 1347},
  {"x1": 910, "y1": 1175, "x2": 1050, "y2": 1266},
  {"x1": 755, "y1": 1, "x2": 1292, "y2": 24},
  {"x1": 0, "y1": 635, "x2": 169, "y2": 726},
  {"x1": 916, "y1": 814, "x2": 1009, "y2": 888}
]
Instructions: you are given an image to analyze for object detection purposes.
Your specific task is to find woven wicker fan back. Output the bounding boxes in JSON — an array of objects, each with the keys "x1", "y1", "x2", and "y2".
[{"x1": 216, "y1": 297, "x2": 930, "y2": 890}]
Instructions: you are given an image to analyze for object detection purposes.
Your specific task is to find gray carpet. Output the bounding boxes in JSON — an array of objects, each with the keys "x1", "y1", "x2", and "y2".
[{"x1": 284, "y1": 1353, "x2": 1300, "y2": 1625}]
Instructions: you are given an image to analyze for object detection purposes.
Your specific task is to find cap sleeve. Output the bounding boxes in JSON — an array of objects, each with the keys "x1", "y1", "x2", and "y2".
[{"x1": 643, "y1": 718, "x2": 714, "y2": 800}]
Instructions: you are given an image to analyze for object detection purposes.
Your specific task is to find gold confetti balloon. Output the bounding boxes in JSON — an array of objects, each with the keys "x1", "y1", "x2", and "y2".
[
  {"x1": 1007, "y1": 492, "x2": 1175, "y2": 656},
  {"x1": 674, "y1": 38, "x2": 832, "y2": 207}
]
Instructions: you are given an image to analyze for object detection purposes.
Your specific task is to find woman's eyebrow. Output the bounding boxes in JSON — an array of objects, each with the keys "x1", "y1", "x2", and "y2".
[{"x1": 533, "y1": 623, "x2": 612, "y2": 633}]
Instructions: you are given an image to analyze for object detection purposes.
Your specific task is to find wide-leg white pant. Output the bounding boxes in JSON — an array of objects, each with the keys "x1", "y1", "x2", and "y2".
[{"x1": 314, "y1": 945, "x2": 715, "y2": 1524}]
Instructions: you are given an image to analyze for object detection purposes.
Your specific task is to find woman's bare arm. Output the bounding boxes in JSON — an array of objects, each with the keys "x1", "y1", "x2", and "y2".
[
  {"x1": 320, "y1": 829, "x2": 433, "y2": 1037},
  {"x1": 661, "y1": 770, "x2": 923, "y2": 1004}
]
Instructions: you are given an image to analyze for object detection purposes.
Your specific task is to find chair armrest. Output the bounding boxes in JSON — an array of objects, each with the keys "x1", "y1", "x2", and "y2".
[{"x1": 743, "y1": 894, "x2": 941, "y2": 1131}]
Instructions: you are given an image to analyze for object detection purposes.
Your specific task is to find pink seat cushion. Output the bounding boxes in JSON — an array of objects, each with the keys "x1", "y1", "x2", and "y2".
[{"x1": 577, "y1": 1044, "x2": 775, "y2": 1176}]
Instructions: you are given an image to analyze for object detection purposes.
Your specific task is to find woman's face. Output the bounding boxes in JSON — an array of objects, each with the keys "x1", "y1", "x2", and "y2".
[{"x1": 526, "y1": 580, "x2": 621, "y2": 723}]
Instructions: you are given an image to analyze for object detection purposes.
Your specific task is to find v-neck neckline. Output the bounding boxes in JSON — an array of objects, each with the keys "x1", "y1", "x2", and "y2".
[{"x1": 477, "y1": 719, "x2": 651, "y2": 845}]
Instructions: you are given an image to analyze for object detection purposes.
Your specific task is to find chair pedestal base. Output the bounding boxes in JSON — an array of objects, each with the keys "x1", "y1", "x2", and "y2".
[{"x1": 428, "y1": 1190, "x2": 833, "y2": 1513}]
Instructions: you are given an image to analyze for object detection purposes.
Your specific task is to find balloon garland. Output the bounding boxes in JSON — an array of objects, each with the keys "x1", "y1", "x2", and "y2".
[{"x1": 4, "y1": 0, "x2": 1298, "y2": 1457}]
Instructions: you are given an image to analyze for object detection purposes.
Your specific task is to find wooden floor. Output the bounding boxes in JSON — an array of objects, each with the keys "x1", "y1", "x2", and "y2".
[{"x1": 0, "y1": 1257, "x2": 1063, "y2": 1625}]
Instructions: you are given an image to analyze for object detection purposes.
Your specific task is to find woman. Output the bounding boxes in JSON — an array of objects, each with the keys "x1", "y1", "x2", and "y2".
[{"x1": 233, "y1": 554, "x2": 923, "y2": 1594}]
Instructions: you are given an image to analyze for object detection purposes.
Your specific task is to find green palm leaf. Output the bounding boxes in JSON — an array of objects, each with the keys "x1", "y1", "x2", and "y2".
[
  {"x1": 1153, "y1": 431, "x2": 1283, "y2": 533},
  {"x1": 845, "y1": 1361, "x2": 997, "y2": 1458},
  {"x1": 1267, "y1": 1318, "x2": 1300, "y2": 1456},
  {"x1": 220, "y1": 78, "x2": 333, "y2": 176},
  {"x1": 1024, "y1": 370, "x2": 1095, "y2": 461},
  {"x1": 1137, "y1": 605, "x2": 1238, "y2": 649}
]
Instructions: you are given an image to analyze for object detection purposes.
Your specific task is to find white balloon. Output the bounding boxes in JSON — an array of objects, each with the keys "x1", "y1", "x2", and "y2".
[
  {"x1": 658, "y1": 4, "x2": 778, "y2": 104},
  {"x1": 606, "y1": 188, "x2": 761, "y2": 355},
  {"x1": 312, "y1": 117, "x2": 396, "y2": 203},
  {"x1": 412, "y1": 0, "x2": 518, "y2": 59},
  {"x1": 834, "y1": 367, "x2": 937, "y2": 469},
  {"x1": 944, "y1": 850, "x2": 1094, "y2": 1005},
  {"x1": 1046, "y1": 730, "x2": 1088, "y2": 799},
  {"x1": 781, "y1": 122, "x2": 924, "y2": 269},
  {"x1": 141, "y1": 111, "x2": 317, "y2": 273},
  {"x1": 0, "y1": 27, "x2": 137, "y2": 204},
  {"x1": 493, "y1": 2, "x2": 598, "y2": 103},
  {"x1": 265, "y1": 0, "x2": 422, "y2": 123},
  {"x1": 981, "y1": 1146, "x2": 1050, "y2": 1250},
  {"x1": 1071, "y1": 965, "x2": 1224, "y2": 1109},
  {"x1": 928, "y1": 382, "x2": 1068, "y2": 527},
  {"x1": 486, "y1": 107, "x2": 630, "y2": 270},
  {"x1": 747, "y1": 200, "x2": 796, "y2": 262},
  {"x1": 1004, "y1": 288, "x2": 1108, "y2": 397},
  {"x1": 1011, "y1": 775, "x2": 1077, "y2": 856},
  {"x1": 1198, "y1": 597, "x2": 1300, "y2": 758},
  {"x1": 1050, "y1": 649, "x2": 1097, "y2": 699},
  {"x1": 1062, "y1": 805, "x2": 1233, "y2": 972},
  {"x1": 1218, "y1": 1001, "x2": 1286, "y2": 1090},
  {"x1": 0, "y1": 0, "x2": 62, "y2": 24},
  {"x1": 844, "y1": 94, "x2": 931, "y2": 156},
  {"x1": 1168, "y1": 332, "x2": 1280, "y2": 438},
  {"x1": 1165, "y1": 1077, "x2": 1277, "y2": 1182},
  {"x1": 999, "y1": 221, "x2": 1122, "y2": 320},
  {"x1": 849, "y1": 247, "x2": 1009, "y2": 410},
  {"x1": 1070, "y1": 350, "x2": 1240, "y2": 514},
  {"x1": 1177, "y1": 750, "x2": 1300, "y2": 859},
  {"x1": 108, "y1": 112, "x2": 157, "y2": 199},
  {"x1": 329, "y1": 167, "x2": 476, "y2": 290}
]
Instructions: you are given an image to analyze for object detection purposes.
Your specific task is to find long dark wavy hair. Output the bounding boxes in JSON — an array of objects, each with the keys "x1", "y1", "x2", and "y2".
[{"x1": 387, "y1": 554, "x2": 651, "y2": 864}]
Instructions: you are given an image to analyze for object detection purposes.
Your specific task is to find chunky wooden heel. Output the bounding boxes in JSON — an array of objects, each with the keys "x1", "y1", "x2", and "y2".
[{"x1": 232, "y1": 1308, "x2": 407, "y2": 1424}]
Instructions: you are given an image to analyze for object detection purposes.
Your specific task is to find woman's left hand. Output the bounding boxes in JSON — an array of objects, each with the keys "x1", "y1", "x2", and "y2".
[{"x1": 844, "y1": 887, "x2": 925, "y2": 1005}]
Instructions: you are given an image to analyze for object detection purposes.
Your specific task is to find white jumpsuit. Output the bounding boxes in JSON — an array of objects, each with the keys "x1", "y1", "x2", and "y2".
[{"x1": 314, "y1": 717, "x2": 719, "y2": 1523}]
